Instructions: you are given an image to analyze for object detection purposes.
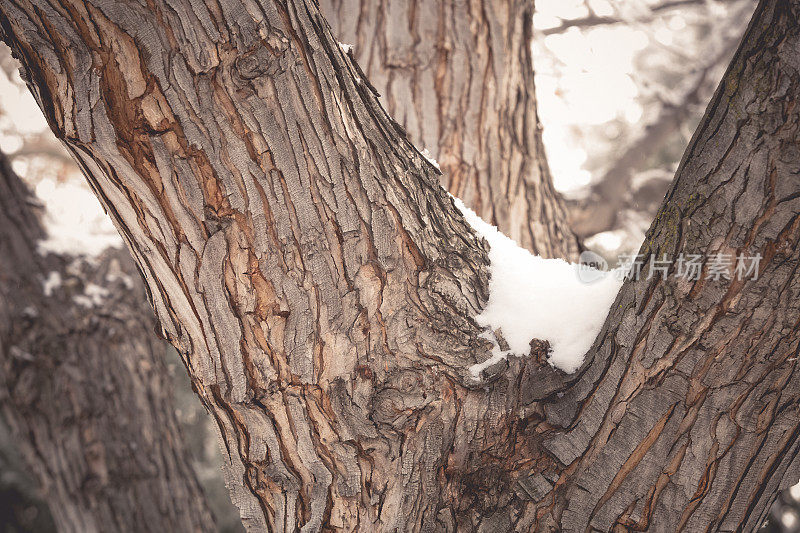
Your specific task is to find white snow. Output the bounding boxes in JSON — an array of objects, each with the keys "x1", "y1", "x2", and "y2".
[
  {"x1": 338, "y1": 41, "x2": 353, "y2": 54},
  {"x1": 34, "y1": 176, "x2": 122, "y2": 257},
  {"x1": 453, "y1": 198, "x2": 623, "y2": 377},
  {"x1": 106, "y1": 270, "x2": 134, "y2": 289},
  {"x1": 73, "y1": 283, "x2": 110, "y2": 308},
  {"x1": 421, "y1": 148, "x2": 440, "y2": 170},
  {"x1": 42, "y1": 271, "x2": 62, "y2": 297}
]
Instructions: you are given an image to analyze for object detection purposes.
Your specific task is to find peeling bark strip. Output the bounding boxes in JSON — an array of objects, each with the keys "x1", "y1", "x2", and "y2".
[
  {"x1": 0, "y1": 153, "x2": 214, "y2": 532},
  {"x1": 2, "y1": 0, "x2": 800, "y2": 531},
  {"x1": 322, "y1": 0, "x2": 580, "y2": 260}
]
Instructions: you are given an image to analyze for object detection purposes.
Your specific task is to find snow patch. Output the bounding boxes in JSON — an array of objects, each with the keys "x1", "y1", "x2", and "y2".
[
  {"x1": 338, "y1": 41, "x2": 353, "y2": 54},
  {"x1": 73, "y1": 283, "x2": 110, "y2": 308},
  {"x1": 106, "y1": 270, "x2": 134, "y2": 289},
  {"x1": 42, "y1": 271, "x2": 62, "y2": 297},
  {"x1": 421, "y1": 148, "x2": 440, "y2": 170},
  {"x1": 453, "y1": 198, "x2": 623, "y2": 377},
  {"x1": 34, "y1": 177, "x2": 122, "y2": 257}
]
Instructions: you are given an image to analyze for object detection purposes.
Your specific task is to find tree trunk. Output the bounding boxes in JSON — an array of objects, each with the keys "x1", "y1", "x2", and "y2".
[
  {"x1": 1, "y1": 0, "x2": 799, "y2": 531},
  {"x1": 321, "y1": 0, "x2": 580, "y2": 260},
  {"x1": 0, "y1": 151, "x2": 215, "y2": 531}
]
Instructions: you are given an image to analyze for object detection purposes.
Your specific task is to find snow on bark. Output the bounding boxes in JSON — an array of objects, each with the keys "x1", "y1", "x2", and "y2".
[{"x1": 454, "y1": 198, "x2": 621, "y2": 376}]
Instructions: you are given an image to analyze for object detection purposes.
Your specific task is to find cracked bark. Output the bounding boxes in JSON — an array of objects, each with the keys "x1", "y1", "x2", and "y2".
[
  {"x1": 1, "y1": 0, "x2": 799, "y2": 531},
  {"x1": 0, "y1": 152, "x2": 215, "y2": 531},
  {"x1": 536, "y1": 1, "x2": 800, "y2": 529},
  {"x1": 321, "y1": 0, "x2": 579, "y2": 260}
]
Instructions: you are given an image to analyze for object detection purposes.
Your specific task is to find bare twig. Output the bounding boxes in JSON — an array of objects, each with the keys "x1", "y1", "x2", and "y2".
[{"x1": 540, "y1": 0, "x2": 721, "y2": 36}]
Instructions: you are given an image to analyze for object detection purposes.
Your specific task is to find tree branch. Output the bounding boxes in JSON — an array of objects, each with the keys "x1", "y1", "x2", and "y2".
[
  {"x1": 538, "y1": 1, "x2": 800, "y2": 529},
  {"x1": 539, "y1": 0, "x2": 725, "y2": 36},
  {"x1": 323, "y1": 0, "x2": 580, "y2": 260},
  {"x1": 570, "y1": 36, "x2": 740, "y2": 237}
]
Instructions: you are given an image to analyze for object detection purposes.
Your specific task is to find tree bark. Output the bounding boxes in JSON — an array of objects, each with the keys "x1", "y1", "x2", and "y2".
[
  {"x1": 0, "y1": 1, "x2": 498, "y2": 529},
  {"x1": 321, "y1": 0, "x2": 580, "y2": 260},
  {"x1": 0, "y1": 151, "x2": 215, "y2": 531},
  {"x1": 1, "y1": 0, "x2": 799, "y2": 531}
]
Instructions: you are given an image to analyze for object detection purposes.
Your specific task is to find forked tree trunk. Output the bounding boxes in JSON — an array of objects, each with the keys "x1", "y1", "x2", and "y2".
[
  {"x1": 321, "y1": 0, "x2": 580, "y2": 260},
  {"x1": 0, "y1": 152, "x2": 214, "y2": 531},
  {"x1": 1, "y1": 0, "x2": 799, "y2": 531}
]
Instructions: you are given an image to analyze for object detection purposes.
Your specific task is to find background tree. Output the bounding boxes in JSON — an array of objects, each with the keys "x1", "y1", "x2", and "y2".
[
  {"x1": 322, "y1": 0, "x2": 579, "y2": 260},
  {"x1": 0, "y1": 0, "x2": 799, "y2": 531},
  {"x1": 0, "y1": 150, "x2": 215, "y2": 532}
]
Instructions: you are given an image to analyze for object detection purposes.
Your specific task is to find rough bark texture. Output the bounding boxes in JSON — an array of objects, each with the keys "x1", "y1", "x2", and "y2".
[
  {"x1": 1, "y1": 0, "x2": 799, "y2": 531},
  {"x1": 0, "y1": 152, "x2": 215, "y2": 532},
  {"x1": 321, "y1": 0, "x2": 580, "y2": 260},
  {"x1": 0, "y1": 0, "x2": 501, "y2": 529}
]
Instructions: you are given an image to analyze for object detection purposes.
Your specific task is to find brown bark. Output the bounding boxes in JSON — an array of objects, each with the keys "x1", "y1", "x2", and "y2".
[
  {"x1": 0, "y1": 151, "x2": 215, "y2": 531},
  {"x1": 1, "y1": 0, "x2": 799, "y2": 531},
  {"x1": 0, "y1": 1, "x2": 497, "y2": 529},
  {"x1": 321, "y1": 0, "x2": 579, "y2": 260}
]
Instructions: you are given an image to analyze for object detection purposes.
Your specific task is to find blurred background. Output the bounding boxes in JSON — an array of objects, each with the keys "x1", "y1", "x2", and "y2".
[{"x1": 1, "y1": 0, "x2": 795, "y2": 531}]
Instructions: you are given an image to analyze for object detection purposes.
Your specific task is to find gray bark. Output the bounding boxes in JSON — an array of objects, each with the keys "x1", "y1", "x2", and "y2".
[
  {"x1": 322, "y1": 0, "x2": 580, "y2": 260},
  {"x1": 0, "y1": 0, "x2": 799, "y2": 531},
  {"x1": 0, "y1": 150, "x2": 215, "y2": 531}
]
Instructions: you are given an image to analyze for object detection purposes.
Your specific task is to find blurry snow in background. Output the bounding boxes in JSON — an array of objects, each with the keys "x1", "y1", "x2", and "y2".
[
  {"x1": 0, "y1": 56, "x2": 122, "y2": 257},
  {"x1": 533, "y1": 0, "x2": 754, "y2": 260}
]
